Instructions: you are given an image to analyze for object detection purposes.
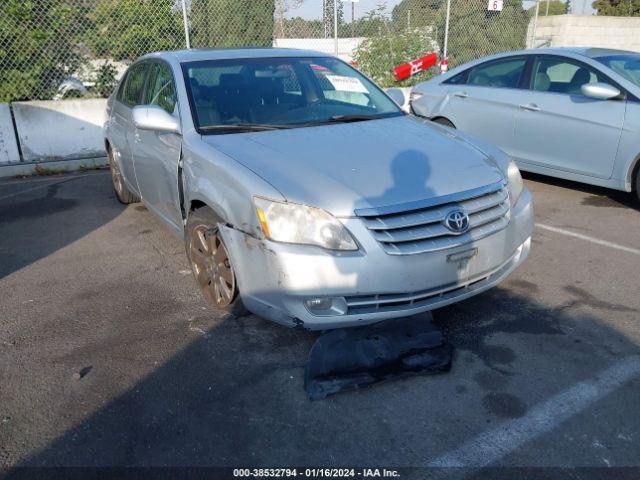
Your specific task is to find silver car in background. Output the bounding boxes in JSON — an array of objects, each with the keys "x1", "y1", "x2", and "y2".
[
  {"x1": 411, "y1": 48, "x2": 640, "y2": 201},
  {"x1": 104, "y1": 48, "x2": 533, "y2": 330}
]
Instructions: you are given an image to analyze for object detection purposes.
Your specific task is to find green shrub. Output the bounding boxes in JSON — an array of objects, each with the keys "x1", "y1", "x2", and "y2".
[
  {"x1": 354, "y1": 29, "x2": 439, "y2": 88},
  {"x1": 0, "y1": 0, "x2": 83, "y2": 102}
]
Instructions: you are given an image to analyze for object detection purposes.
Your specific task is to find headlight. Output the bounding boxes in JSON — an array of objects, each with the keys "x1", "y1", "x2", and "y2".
[
  {"x1": 507, "y1": 160, "x2": 523, "y2": 204},
  {"x1": 254, "y1": 197, "x2": 358, "y2": 251}
]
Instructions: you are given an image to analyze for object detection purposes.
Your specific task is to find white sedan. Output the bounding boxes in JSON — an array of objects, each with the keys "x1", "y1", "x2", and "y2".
[{"x1": 408, "y1": 47, "x2": 640, "y2": 202}]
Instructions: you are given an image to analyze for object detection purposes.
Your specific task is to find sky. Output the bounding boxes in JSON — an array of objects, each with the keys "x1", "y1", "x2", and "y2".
[{"x1": 285, "y1": 0, "x2": 595, "y2": 20}]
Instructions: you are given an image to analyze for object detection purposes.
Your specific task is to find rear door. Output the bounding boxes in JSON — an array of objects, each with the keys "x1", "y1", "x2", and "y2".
[
  {"x1": 111, "y1": 62, "x2": 149, "y2": 194},
  {"x1": 133, "y1": 61, "x2": 183, "y2": 228},
  {"x1": 512, "y1": 55, "x2": 625, "y2": 178},
  {"x1": 447, "y1": 56, "x2": 529, "y2": 156}
]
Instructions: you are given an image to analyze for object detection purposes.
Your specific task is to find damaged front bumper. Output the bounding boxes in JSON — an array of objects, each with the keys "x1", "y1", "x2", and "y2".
[{"x1": 221, "y1": 188, "x2": 534, "y2": 330}]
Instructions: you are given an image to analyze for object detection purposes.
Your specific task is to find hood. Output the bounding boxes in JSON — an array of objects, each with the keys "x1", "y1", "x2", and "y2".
[{"x1": 202, "y1": 115, "x2": 504, "y2": 217}]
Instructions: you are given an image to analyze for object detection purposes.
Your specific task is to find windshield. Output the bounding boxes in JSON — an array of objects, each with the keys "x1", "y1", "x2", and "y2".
[
  {"x1": 595, "y1": 54, "x2": 640, "y2": 88},
  {"x1": 181, "y1": 56, "x2": 402, "y2": 133}
]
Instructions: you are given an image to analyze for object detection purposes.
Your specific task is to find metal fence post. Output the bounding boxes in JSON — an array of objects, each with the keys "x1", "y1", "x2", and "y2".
[
  {"x1": 182, "y1": 0, "x2": 191, "y2": 49},
  {"x1": 443, "y1": 0, "x2": 451, "y2": 62},
  {"x1": 334, "y1": 0, "x2": 339, "y2": 56},
  {"x1": 531, "y1": 0, "x2": 540, "y2": 48}
]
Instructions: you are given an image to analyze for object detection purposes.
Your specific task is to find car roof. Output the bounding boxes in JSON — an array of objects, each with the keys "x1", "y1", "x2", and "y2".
[
  {"x1": 139, "y1": 47, "x2": 333, "y2": 63},
  {"x1": 486, "y1": 46, "x2": 638, "y2": 60}
]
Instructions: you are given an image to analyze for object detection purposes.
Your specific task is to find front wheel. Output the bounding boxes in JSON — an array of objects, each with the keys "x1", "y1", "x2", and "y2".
[
  {"x1": 635, "y1": 167, "x2": 640, "y2": 203},
  {"x1": 185, "y1": 207, "x2": 248, "y2": 316}
]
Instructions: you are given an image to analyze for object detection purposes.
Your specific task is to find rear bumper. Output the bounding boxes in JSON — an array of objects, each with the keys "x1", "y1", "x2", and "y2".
[{"x1": 222, "y1": 188, "x2": 534, "y2": 330}]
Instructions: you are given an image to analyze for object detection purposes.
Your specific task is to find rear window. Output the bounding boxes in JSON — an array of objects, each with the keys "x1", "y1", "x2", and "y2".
[
  {"x1": 467, "y1": 58, "x2": 527, "y2": 89},
  {"x1": 121, "y1": 63, "x2": 148, "y2": 106}
]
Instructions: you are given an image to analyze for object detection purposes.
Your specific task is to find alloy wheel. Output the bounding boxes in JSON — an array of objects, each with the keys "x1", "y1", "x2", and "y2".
[{"x1": 189, "y1": 226, "x2": 236, "y2": 306}]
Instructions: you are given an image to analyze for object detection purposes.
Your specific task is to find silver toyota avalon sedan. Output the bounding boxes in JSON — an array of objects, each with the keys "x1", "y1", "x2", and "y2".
[{"x1": 104, "y1": 48, "x2": 534, "y2": 330}]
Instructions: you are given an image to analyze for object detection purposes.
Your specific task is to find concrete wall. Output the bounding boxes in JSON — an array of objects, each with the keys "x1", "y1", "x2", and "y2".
[
  {"x1": 12, "y1": 99, "x2": 107, "y2": 162},
  {"x1": 273, "y1": 38, "x2": 365, "y2": 63},
  {"x1": 0, "y1": 104, "x2": 20, "y2": 164},
  {"x1": 528, "y1": 15, "x2": 640, "y2": 51}
]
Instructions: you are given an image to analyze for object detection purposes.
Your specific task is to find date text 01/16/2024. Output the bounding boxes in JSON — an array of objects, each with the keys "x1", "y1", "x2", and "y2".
[{"x1": 233, "y1": 468, "x2": 401, "y2": 478}]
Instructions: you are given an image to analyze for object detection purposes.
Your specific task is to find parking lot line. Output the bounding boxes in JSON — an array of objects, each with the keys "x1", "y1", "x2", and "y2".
[
  {"x1": 536, "y1": 223, "x2": 640, "y2": 257},
  {"x1": 428, "y1": 356, "x2": 640, "y2": 468}
]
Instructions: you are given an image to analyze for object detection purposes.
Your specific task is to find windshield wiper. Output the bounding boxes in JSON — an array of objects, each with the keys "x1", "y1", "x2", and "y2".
[
  {"x1": 300, "y1": 113, "x2": 402, "y2": 127},
  {"x1": 199, "y1": 123, "x2": 294, "y2": 133}
]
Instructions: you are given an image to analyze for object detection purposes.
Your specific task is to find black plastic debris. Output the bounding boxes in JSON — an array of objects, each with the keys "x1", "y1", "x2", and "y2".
[{"x1": 304, "y1": 313, "x2": 453, "y2": 400}]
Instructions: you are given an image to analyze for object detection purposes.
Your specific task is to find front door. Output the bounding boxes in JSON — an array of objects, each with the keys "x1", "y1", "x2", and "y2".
[
  {"x1": 448, "y1": 56, "x2": 529, "y2": 157},
  {"x1": 133, "y1": 61, "x2": 183, "y2": 228},
  {"x1": 112, "y1": 62, "x2": 148, "y2": 195},
  {"x1": 513, "y1": 55, "x2": 625, "y2": 179}
]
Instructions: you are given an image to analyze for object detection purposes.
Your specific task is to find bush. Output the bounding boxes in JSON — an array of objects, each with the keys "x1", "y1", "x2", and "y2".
[
  {"x1": 94, "y1": 62, "x2": 118, "y2": 98},
  {"x1": 354, "y1": 29, "x2": 439, "y2": 88},
  {"x1": 435, "y1": 0, "x2": 529, "y2": 69},
  {"x1": 86, "y1": 0, "x2": 185, "y2": 62},
  {"x1": 191, "y1": 0, "x2": 276, "y2": 47},
  {"x1": 0, "y1": 0, "x2": 83, "y2": 102}
]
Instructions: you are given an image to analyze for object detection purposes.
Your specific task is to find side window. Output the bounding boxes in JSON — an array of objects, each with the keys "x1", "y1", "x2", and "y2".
[
  {"x1": 121, "y1": 63, "x2": 148, "y2": 106},
  {"x1": 116, "y1": 72, "x2": 128, "y2": 102},
  {"x1": 443, "y1": 70, "x2": 468, "y2": 85},
  {"x1": 144, "y1": 63, "x2": 177, "y2": 114},
  {"x1": 467, "y1": 58, "x2": 527, "y2": 89},
  {"x1": 532, "y1": 57, "x2": 605, "y2": 95}
]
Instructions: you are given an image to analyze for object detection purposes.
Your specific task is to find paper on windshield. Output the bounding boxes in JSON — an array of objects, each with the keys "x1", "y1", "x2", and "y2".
[{"x1": 324, "y1": 75, "x2": 368, "y2": 93}]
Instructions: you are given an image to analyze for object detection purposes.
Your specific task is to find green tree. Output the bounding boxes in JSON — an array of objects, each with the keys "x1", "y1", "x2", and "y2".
[
  {"x1": 592, "y1": 0, "x2": 640, "y2": 15},
  {"x1": 192, "y1": 0, "x2": 276, "y2": 47},
  {"x1": 529, "y1": 1, "x2": 569, "y2": 16},
  {"x1": 0, "y1": 0, "x2": 84, "y2": 102},
  {"x1": 392, "y1": 0, "x2": 443, "y2": 32},
  {"x1": 86, "y1": 0, "x2": 185, "y2": 61},
  {"x1": 354, "y1": 7, "x2": 438, "y2": 88},
  {"x1": 437, "y1": 0, "x2": 529, "y2": 68}
]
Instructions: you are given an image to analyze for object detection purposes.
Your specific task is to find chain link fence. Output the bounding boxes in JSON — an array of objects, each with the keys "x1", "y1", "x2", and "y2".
[{"x1": 0, "y1": 0, "x2": 546, "y2": 103}]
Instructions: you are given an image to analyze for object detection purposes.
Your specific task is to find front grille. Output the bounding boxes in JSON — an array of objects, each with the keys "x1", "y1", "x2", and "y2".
[
  {"x1": 356, "y1": 182, "x2": 510, "y2": 255},
  {"x1": 345, "y1": 253, "x2": 515, "y2": 315}
]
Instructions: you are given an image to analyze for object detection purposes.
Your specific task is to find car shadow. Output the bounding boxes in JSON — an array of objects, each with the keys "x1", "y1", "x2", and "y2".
[
  {"x1": 521, "y1": 171, "x2": 639, "y2": 211},
  {"x1": 0, "y1": 170, "x2": 121, "y2": 280}
]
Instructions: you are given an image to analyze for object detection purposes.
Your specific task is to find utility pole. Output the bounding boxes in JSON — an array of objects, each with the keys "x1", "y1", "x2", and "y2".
[
  {"x1": 545, "y1": 0, "x2": 550, "y2": 16},
  {"x1": 352, "y1": 1, "x2": 355, "y2": 38}
]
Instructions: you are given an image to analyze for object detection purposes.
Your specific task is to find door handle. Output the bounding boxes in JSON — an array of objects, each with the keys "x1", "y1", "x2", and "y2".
[
  {"x1": 519, "y1": 103, "x2": 540, "y2": 112},
  {"x1": 453, "y1": 92, "x2": 468, "y2": 98}
]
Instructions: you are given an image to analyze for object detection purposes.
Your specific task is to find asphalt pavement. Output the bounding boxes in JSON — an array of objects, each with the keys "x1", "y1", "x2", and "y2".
[{"x1": 0, "y1": 169, "x2": 639, "y2": 476}]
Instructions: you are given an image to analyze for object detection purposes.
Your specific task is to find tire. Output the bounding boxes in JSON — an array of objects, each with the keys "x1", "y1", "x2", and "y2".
[
  {"x1": 635, "y1": 167, "x2": 640, "y2": 203},
  {"x1": 185, "y1": 207, "x2": 248, "y2": 317},
  {"x1": 107, "y1": 146, "x2": 140, "y2": 205},
  {"x1": 433, "y1": 117, "x2": 456, "y2": 129}
]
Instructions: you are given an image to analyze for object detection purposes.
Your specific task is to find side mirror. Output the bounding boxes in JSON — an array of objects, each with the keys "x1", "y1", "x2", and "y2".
[
  {"x1": 581, "y1": 82, "x2": 621, "y2": 101},
  {"x1": 132, "y1": 105, "x2": 181, "y2": 134},
  {"x1": 386, "y1": 88, "x2": 407, "y2": 108}
]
